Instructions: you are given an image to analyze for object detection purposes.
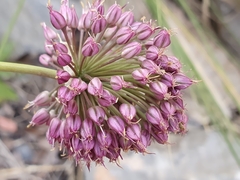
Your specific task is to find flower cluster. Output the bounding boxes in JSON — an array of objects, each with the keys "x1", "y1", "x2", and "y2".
[{"x1": 26, "y1": 0, "x2": 194, "y2": 168}]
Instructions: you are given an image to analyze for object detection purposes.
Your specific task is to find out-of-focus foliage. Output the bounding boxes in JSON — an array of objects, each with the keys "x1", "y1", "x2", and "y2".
[
  {"x1": 146, "y1": 0, "x2": 240, "y2": 166},
  {"x1": 0, "y1": 0, "x2": 25, "y2": 102}
]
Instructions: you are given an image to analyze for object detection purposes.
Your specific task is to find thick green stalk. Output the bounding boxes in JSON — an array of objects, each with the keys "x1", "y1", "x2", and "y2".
[{"x1": 0, "y1": 62, "x2": 56, "y2": 79}]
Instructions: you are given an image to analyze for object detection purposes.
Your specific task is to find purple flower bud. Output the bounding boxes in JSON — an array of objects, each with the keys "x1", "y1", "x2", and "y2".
[
  {"x1": 53, "y1": 43, "x2": 68, "y2": 53},
  {"x1": 78, "y1": 10, "x2": 96, "y2": 30},
  {"x1": 59, "y1": 119, "x2": 71, "y2": 140},
  {"x1": 82, "y1": 139, "x2": 95, "y2": 152},
  {"x1": 64, "y1": 99, "x2": 78, "y2": 115},
  {"x1": 80, "y1": 119, "x2": 94, "y2": 141},
  {"x1": 87, "y1": 77, "x2": 103, "y2": 97},
  {"x1": 39, "y1": 54, "x2": 52, "y2": 66},
  {"x1": 168, "y1": 117, "x2": 180, "y2": 133},
  {"x1": 69, "y1": 6, "x2": 79, "y2": 28},
  {"x1": 69, "y1": 78, "x2": 87, "y2": 96},
  {"x1": 93, "y1": 141, "x2": 106, "y2": 164},
  {"x1": 172, "y1": 96, "x2": 184, "y2": 109},
  {"x1": 97, "y1": 131, "x2": 112, "y2": 149},
  {"x1": 25, "y1": 91, "x2": 50, "y2": 109},
  {"x1": 97, "y1": 89, "x2": 118, "y2": 107},
  {"x1": 87, "y1": 106, "x2": 105, "y2": 125},
  {"x1": 117, "y1": 11, "x2": 134, "y2": 26},
  {"x1": 146, "y1": 106, "x2": 169, "y2": 131},
  {"x1": 146, "y1": 46, "x2": 160, "y2": 61},
  {"x1": 160, "y1": 101, "x2": 176, "y2": 118},
  {"x1": 60, "y1": 0, "x2": 72, "y2": 24},
  {"x1": 58, "y1": 86, "x2": 74, "y2": 104},
  {"x1": 136, "y1": 23, "x2": 154, "y2": 40},
  {"x1": 48, "y1": 117, "x2": 61, "y2": 138},
  {"x1": 145, "y1": 39, "x2": 154, "y2": 49},
  {"x1": 82, "y1": 37, "x2": 100, "y2": 56},
  {"x1": 56, "y1": 70, "x2": 71, "y2": 84},
  {"x1": 151, "y1": 128, "x2": 168, "y2": 144},
  {"x1": 119, "y1": 136, "x2": 132, "y2": 150},
  {"x1": 41, "y1": 23, "x2": 57, "y2": 41},
  {"x1": 141, "y1": 60, "x2": 159, "y2": 74},
  {"x1": 71, "y1": 136, "x2": 82, "y2": 152},
  {"x1": 110, "y1": 76, "x2": 132, "y2": 91},
  {"x1": 153, "y1": 29, "x2": 171, "y2": 48},
  {"x1": 121, "y1": 42, "x2": 142, "y2": 59},
  {"x1": 66, "y1": 114, "x2": 81, "y2": 133},
  {"x1": 132, "y1": 68, "x2": 149, "y2": 84},
  {"x1": 160, "y1": 56, "x2": 181, "y2": 72},
  {"x1": 44, "y1": 40, "x2": 54, "y2": 54},
  {"x1": 57, "y1": 53, "x2": 72, "y2": 66},
  {"x1": 104, "y1": 26, "x2": 117, "y2": 38},
  {"x1": 119, "y1": 103, "x2": 136, "y2": 124},
  {"x1": 126, "y1": 124, "x2": 141, "y2": 141},
  {"x1": 149, "y1": 81, "x2": 168, "y2": 100},
  {"x1": 114, "y1": 26, "x2": 135, "y2": 45},
  {"x1": 173, "y1": 73, "x2": 193, "y2": 90},
  {"x1": 91, "y1": 15, "x2": 107, "y2": 35},
  {"x1": 140, "y1": 130, "x2": 151, "y2": 148},
  {"x1": 48, "y1": 5, "x2": 67, "y2": 30},
  {"x1": 161, "y1": 73, "x2": 174, "y2": 87},
  {"x1": 106, "y1": 3, "x2": 122, "y2": 26},
  {"x1": 30, "y1": 108, "x2": 50, "y2": 126},
  {"x1": 108, "y1": 116, "x2": 125, "y2": 136}
]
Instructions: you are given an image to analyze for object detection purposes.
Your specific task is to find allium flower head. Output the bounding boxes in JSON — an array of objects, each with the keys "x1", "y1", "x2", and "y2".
[{"x1": 26, "y1": 0, "x2": 194, "y2": 169}]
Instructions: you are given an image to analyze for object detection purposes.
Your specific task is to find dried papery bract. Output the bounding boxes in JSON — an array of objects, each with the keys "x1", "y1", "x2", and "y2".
[{"x1": 26, "y1": 0, "x2": 194, "y2": 169}]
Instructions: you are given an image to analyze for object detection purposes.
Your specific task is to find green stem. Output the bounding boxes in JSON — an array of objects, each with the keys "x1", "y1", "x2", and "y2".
[{"x1": 0, "y1": 62, "x2": 56, "y2": 79}]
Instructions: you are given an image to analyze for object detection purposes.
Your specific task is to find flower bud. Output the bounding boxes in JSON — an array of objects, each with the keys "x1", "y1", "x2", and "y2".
[
  {"x1": 160, "y1": 56, "x2": 181, "y2": 72},
  {"x1": 39, "y1": 54, "x2": 52, "y2": 66},
  {"x1": 41, "y1": 23, "x2": 57, "y2": 41},
  {"x1": 87, "y1": 106, "x2": 106, "y2": 125},
  {"x1": 82, "y1": 37, "x2": 100, "y2": 56},
  {"x1": 97, "y1": 131, "x2": 112, "y2": 148},
  {"x1": 97, "y1": 89, "x2": 118, "y2": 107},
  {"x1": 58, "y1": 86, "x2": 74, "y2": 104},
  {"x1": 69, "y1": 78, "x2": 87, "y2": 96},
  {"x1": 110, "y1": 76, "x2": 132, "y2": 91},
  {"x1": 117, "y1": 11, "x2": 134, "y2": 26},
  {"x1": 106, "y1": 4, "x2": 122, "y2": 26},
  {"x1": 161, "y1": 73, "x2": 174, "y2": 87},
  {"x1": 48, "y1": 117, "x2": 61, "y2": 138},
  {"x1": 141, "y1": 60, "x2": 159, "y2": 74},
  {"x1": 136, "y1": 23, "x2": 154, "y2": 40},
  {"x1": 56, "y1": 70, "x2": 71, "y2": 84},
  {"x1": 80, "y1": 119, "x2": 94, "y2": 141},
  {"x1": 66, "y1": 114, "x2": 82, "y2": 133},
  {"x1": 153, "y1": 29, "x2": 171, "y2": 48},
  {"x1": 64, "y1": 99, "x2": 78, "y2": 115},
  {"x1": 53, "y1": 43, "x2": 68, "y2": 53},
  {"x1": 48, "y1": 5, "x2": 67, "y2": 29},
  {"x1": 132, "y1": 68, "x2": 149, "y2": 84},
  {"x1": 160, "y1": 101, "x2": 176, "y2": 118},
  {"x1": 44, "y1": 40, "x2": 54, "y2": 54},
  {"x1": 119, "y1": 103, "x2": 136, "y2": 124},
  {"x1": 59, "y1": 119, "x2": 71, "y2": 140},
  {"x1": 121, "y1": 42, "x2": 142, "y2": 59},
  {"x1": 108, "y1": 116, "x2": 125, "y2": 136},
  {"x1": 114, "y1": 26, "x2": 135, "y2": 45},
  {"x1": 149, "y1": 81, "x2": 168, "y2": 100},
  {"x1": 91, "y1": 15, "x2": 107, "y2": 35},
  {"x1": 69, "y1": 6, "x2": 79, "y2": 28},
  {"x1": 146, "y1": 46, "x2": 160, "y2": 61},
  {"x1": 57, "y1": 53, "x2": 72, "y2": 66},
  {"x1": 173, "y1": 73, "x2": 193, "y2": 90},
  {"x1": 126, "y1": 124, "x2": 141, "y2": 141},
  {"x1": 30, "y1": 108, "x2": 50, "y2": 126},
  {"x1": 87, "y1": 77, "x2": 103, "y2": 97}
]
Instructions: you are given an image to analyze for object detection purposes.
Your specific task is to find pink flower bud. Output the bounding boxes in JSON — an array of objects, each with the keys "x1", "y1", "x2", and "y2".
[
  {"x1": 108, "y1": 116, "x2": 125, "y2": 136},
  {"x1": 160, "y1": 56, "x2": 181, "y2": 72},
  {"x1": 41, "y1": 23, "x2": 57, "y2": 41},
  {"x1": 121, "y1": 42, "x2": 142, "y2": 59},
  {"x1": 48, "y1": 6, "x2": 67, "y2": 30},
  {"x1": 44, "y1": 40, "x2": 54, "y2": 54},
  {"x1": 141, "y1": 60, "x2": 159, "y2": 74},
  {"x1": 153, "y1": 29, "x2": 171, "y2": 48},
  {"x1": 173, "y1": 73, "x2": 193, "y2": 90},
  {"x1": 59, "y1": 119, "x2": 71, "y2": 140},
  {"x1": 56, "y1": 70, "x2": 71, "y2": 84},
  {"x1": 71, "y1": 136, "x2": 82, "y2": 152},
  {"x1": 91, "y1": 15, "x2": 107, "y2": 35},
  {"x1": 57, "y1": 53, "x2": 72, "y2": 66},
  {"x1": 149, "y1": 81, "x2": 168, "y2": 100},
  {"x1": 78, "y1": 10, "x2": 96, "y2": 30},
  {"x1": 146, "y1": 106, "x2": 168, "y2": 132},
  {"x1": 114, "y1": 26, "x2": 135, "y2": 45},
  {"x1": 66, "y1": 114, "x2": 82, "y2": 133},
  {"x1": 48, "y1": 117, "x2": 61, "y2": 138},
  {"x1": 168, "y1": 117, "x2": 180, "y2": 133},
  {"x1": 132, "y1": 68, "x2": 149, "y2": 84},
  {"x1": 97, "y1": 89, "x2": 118, "y2": 107},
  {"x1": 60, "y1": 0, "x2": 72, "y2": 24},
  {"x1": 69, "y1": 78, "x2": 87, "y2": 96},
  {"x1": 145, "y1": 39, "x2": 154, "y2": 49},
  {"x1": 117, "y1": 11, "x2": 134, "y2": 26},
  {"x1": 64, "y1": 99, "x2": 78, "y2": 115},
  {"x1": 53, "y1": 43, "x2": 68, "y2": 53},
  {"x1": 126, "y1": 124, "x2": 141, "y2": 141},
  {"x1": 87, "y1": 77, "x2": 103, "y2": 97},
  {"x1": 146, "y1": 46, "x2": 160, "y2": 61},
  {"x1": 97, "y1": 131, "x2": 112, "y2": 149},
  {"x1": 160, "y1": 101, "x2": 176, "y2": 118},
  {"x1": 161, "y1": 73, "x2": 174, "y2": 87},
  {"x1": 87, "y1": 106, "x2": 106, "y2": 125},
  {"x1": 39, "y1": 54, "x2": 52, "y2": 66},
  {"x1": 80, "y1": 119, "x2": 94, "y2": 141},
  {"x1": 119, "y1": 103, "x2": 136, "y2": 124},
  {"x1": 104, "y1": 26, "x2": 117, "y2": 38},
  {"x1": 136, "y1": 23, "x2": 154, "y2": 40},
  {"x1": 82, "y1": 37, "x2": 100, "y2": 56},
  {"x1": 151, "y1": 127, "x2": 168, "y2": 144},
  {"x1": 69, "y1": 6, "x2": 79, "y2": 28},
  {"x1": 31, "y1": 91, "x2": 51, "y2": 107},
  {"x1": 58, "y1": 86, "x2": 74, "y2": 104},
  {"x1": 106, "y1": 3, "x2": 122, "y2": 26},
  {"x1": 110, "y1": 76, "x2": 132, "y2": 91},
  {"x1": 30, "y1": 108, "x2": 50, "y2": 126}
]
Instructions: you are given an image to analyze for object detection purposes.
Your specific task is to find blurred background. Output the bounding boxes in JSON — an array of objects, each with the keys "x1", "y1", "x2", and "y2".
[{"x1": 0, "y1": 0, "x2": 240, "y2": 179}]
